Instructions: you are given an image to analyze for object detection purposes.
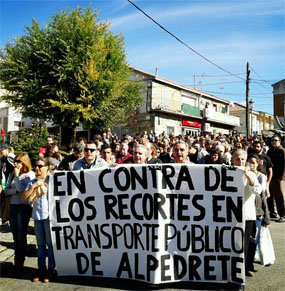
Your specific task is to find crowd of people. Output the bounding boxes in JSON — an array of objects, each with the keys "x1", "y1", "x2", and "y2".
[{"x1": 0, "y1": 129, "x2": 284, "y2": 283}]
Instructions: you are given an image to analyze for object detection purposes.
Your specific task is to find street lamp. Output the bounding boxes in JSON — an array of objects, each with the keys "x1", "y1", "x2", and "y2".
[{"x1": 249, "y1": 99, "x2": 254, "y2": 136}]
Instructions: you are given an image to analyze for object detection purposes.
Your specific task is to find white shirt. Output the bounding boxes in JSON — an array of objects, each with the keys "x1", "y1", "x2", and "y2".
[{"x1": 243, "y1": 171, "x2": 262, "y2": 220}]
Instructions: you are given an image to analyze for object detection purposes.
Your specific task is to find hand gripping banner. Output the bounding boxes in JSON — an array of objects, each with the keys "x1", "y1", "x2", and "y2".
[{"x1": 49, "y1": 164, "x2": 245, "y2": 285}]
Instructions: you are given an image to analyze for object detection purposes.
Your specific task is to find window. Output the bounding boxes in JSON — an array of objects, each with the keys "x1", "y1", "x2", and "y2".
[
  {"x1": 181, "y1": 95, "x2": 196, "y2": 107},
  {"x1": 213, "y1": 104, "x2": 217, "y2": 111}
]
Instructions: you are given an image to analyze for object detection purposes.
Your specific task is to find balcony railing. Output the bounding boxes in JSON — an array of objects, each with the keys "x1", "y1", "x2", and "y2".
[
  {"x1": 181, "y1": 103, "x2": 202, "y2": 117},
  {"x1": 204, "y1": 107, "x2": 240, "y2": 126}
]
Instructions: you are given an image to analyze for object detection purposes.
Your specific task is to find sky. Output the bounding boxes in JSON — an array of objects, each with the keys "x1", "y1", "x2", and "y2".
[{"x1": 1, "y1": 0, "x2": 284, "y2": 115}]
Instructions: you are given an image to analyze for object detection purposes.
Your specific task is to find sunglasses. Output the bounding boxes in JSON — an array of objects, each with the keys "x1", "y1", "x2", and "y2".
[
  {"x1": 35, "y1": 165, "x2": 46, "y2": 169},
  {"x1": 271, "y1": 139, "x2": 279, "y2": 142},
  {"x1": 14, "y1": 160, "x2": 22, "y2": 163},
  {"x1": 84, "y1": 148, "x2": 97, "y2": 153}
]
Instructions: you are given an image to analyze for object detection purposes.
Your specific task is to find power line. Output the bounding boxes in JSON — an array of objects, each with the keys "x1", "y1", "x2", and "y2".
[
  {"x1": 185, "y1": 80, "x2": 244, "y2": 86},
  {"x1": 204, "y1": 90, "x2": 272, "y2": 96},
  {"x1": 189, "y1": 73, "x2": 246, "y2": 78},
  {"x1": 251, "y1": 80, "x2": 272, "y2": 91},
  {"x1": 251, "y1": 78, "x2": 278, "y2": 83},
  {"x1": 250, "y1": 66, "x2": 264, "y2": 80},
  {"x1": 127, "y1": 0, "x2": 246, "y2": 82}
]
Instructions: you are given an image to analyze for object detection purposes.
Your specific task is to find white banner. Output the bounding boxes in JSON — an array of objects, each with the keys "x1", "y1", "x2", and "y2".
[{"x1": 49, "y1": 164, "x2": 245, "y2": 285}]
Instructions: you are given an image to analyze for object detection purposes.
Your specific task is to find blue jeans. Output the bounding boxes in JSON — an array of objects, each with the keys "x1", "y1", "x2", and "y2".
[
  {"x1": 251, "y1": 219, "x2": 262, "y2": 245},
  {"x1": 247, "y1": 219, "x2": 262, "y2": 271},
  {"x1": 9, "y1": 204, "x2": 32, "y2": 263},
  {"x1": 34, "y1": 218, "x2": 55, "y2": 269}
]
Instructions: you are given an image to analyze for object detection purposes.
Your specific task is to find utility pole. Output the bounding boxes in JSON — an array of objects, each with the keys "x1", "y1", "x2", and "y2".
[{"x1": 246, "y1": 62, "x2": 250, "y2": 139}]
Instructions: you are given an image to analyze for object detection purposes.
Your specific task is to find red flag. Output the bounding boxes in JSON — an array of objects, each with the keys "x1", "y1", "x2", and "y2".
[{"x1": 1, "y1": 128, "x2": 5, "y2": 137}]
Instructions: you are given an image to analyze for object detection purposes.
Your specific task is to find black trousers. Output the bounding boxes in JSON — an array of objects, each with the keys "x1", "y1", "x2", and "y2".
[{"x1": 244, "y1": 220, "x2": 256, "y2": 272}]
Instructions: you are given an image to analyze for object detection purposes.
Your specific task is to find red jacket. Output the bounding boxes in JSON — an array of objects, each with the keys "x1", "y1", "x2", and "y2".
[{"x1": 117, "y1": 153, "x2": 133, "y2": 164}]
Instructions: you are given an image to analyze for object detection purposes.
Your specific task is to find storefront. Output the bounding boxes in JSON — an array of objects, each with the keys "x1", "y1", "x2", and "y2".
[{"x1": 181, "y1": 117, "x2": 202, "y2": 136}]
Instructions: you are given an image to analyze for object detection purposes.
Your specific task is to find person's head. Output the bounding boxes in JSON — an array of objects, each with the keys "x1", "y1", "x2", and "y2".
[
  {"x1": 34, "y1": 158, "x2": 50, "y2": 179},
  {"x1": 101, "y1": 144, "x2": 112, "y2": 163},
  {"x1": 247, "y1": 154, "x2": 261, "y2": 173},
  {"x1": 271, "y1": 135, "x2": 281, "y2": 149},
  {"x1": 224, "y1": 143, "x2": 231, "y2": 153},
  {"x1": 156, "y1": 146, "x2": 163, "y2": 157},
  {"x1": 215, "y1": 144, "x2": 225, "y2": 156},
  {"x1": 128, "y1": 141, "x2": 135, "y2": 154},
  {"x1": 144, "y1": 141, "x2": 153, "y2": 159},
  {"x1": 78, "y1": 137, "x2": 87, "y2": 146},
  {"x1": 133, "y1": 144, "x2": 147, "y2": 164},
  {"x1": 210, "y1": 148, "x2": 220, "y2": 163},
  {"x1": 93, "y1": 134, "x2": 102, "y2": 145},
  {"x1": 0, "y1": 144, "x2": 9, "y2": 157},
  {"x1": 161, "y1": 138, "x2": 169, "y2": 153},
  {"x1": 84, "y1": 142, "x2": 99, "y2": 163},
  {"x1": 14, "y1": 153, "x2": 32, "y2": 175},
  {"x1": 232, "y1": 149, "x2": 247, "y2": 167},
  {"x1": 120, "y1": 143, "x2": 129, "y2": 157},
  {"x1": 252, "y1": 141, "x2": 263, "y2": 154},
  {"x1": 234, "y1": 142, "x2": 242, "y2": 149},
  {"x1": 73, "y1": 143, "x2": 84, "y2": 160},
  {"x1": 8, "y1": 147, "x2": 14, "y2": 154},
  {"x1": 110, "y1": 154, "x2": 116, "y2": 164},
  {"x1": 173, "y1": 141, "x2": 188, "y2": 163},
  {"x1": 192, "y1": 142, "x2": 200, "y2": 152},
  {"x1": 50, "y1": 144, "x2": 59, "y2": 153},
  {"x1": 46, "y1": 136, "x2": 53, "y2": 146}
]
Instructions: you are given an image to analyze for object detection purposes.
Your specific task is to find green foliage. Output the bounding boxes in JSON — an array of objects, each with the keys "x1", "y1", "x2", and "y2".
[
  {"x1": 11, "y1": 121, "x2": 51, "y2": 163},
  {"x1": 0, "y1": 6, "x2": 143, "y2": 145}
]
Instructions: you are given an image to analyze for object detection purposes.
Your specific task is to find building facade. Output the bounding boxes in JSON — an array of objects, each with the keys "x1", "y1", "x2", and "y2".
[
  {"x1": 113, "y1": 68, "x2": 240, "y2": 137},
  {"x1": 229, "y1": 102, "x2": 274, "y2": 136},
  {"x1": 272, "y1": 79, "x2": 285, "y2": 129}
]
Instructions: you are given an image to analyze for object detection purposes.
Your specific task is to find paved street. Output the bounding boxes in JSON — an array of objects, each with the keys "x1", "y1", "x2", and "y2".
[{"x1": 1, "y1": 219, "x2": 284, "y2": 291}]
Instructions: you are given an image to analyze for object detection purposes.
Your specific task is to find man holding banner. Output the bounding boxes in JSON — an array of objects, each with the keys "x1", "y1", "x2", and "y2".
[
  {"x1": 73, "y1": 141, "x2": 108, "y2": 170},
  {"x1": 133, "y1": 144, "x2": 148, "y2": 164},
  {"x1": 49, "y1": 160, "x2": 247, "y2": 287},
  {"x1": 172, "y1": 141, "x2": 193, "y2": 164}
]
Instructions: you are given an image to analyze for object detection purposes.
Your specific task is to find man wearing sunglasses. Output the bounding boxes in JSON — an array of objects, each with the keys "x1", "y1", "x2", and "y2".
[
  {"x1": 72, "y1": 141, "x2": 108, "y2": 170},
  {"x1": 267, "y1": 135, "x2": 285, "y2": 222}
]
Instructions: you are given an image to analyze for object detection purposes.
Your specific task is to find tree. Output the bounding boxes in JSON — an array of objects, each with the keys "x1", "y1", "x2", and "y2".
[
  {"x1": 11, "y1": 120, "x2": 51, "y2": 163},
  {"x1": 0, "y1": 6, "x2": 143, "y2": 148}
]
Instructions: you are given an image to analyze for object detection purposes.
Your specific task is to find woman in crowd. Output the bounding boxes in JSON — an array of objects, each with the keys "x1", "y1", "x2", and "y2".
[
  {"x1": 200, "y1": 148, "x2": 224, "y2": 164},
  {"x1": 21, "y1": 158, "x2": 56, "y2": 283},
  {"x1": 4, "y1": 153, "x2": 35, "y2": 274},
  {"x1": 231, "y1": 149, "x2": 262, "y2": 277},
  {"x1": 246, "y1": 154, "x2": 270, "y2": 272},
  {"x1": 46, "y1": 144, "x2": 62, "y2": 169}
]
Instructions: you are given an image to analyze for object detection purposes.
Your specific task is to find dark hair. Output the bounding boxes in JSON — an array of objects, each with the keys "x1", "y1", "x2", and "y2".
[
  {"x1": 35, "y1": 158, "x2": 50, "y2": 166},
  {"x1": 272, "y1": 135, "x2": 280, "y2": 141},
  {"x1": 247, "y1": 154, "x2": 265, "y2": 174},
  {"x1": 101, "y1": 144, "x2": 111, "y2": 152},
  {"x1": 74, "y1": 143, "x2": 84, "y2": 152},
  {"x1": 93, "y1": 134, "x2": 101, "y2": 140},
  {"x1": 210, "y1": 148, "x2": 220, "y2": 155},
  {"x1": 78, "y1": 137, "x2": 87, "y2": 144},
  {"x1": 252, "y1": 140, "x2": 263, "y2": 147}
]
